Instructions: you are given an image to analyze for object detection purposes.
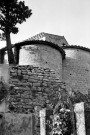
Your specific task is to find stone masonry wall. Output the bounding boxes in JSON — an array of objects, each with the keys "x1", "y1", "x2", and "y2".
[
  {"x1": 62, "y1": 49, "x2": 90, "y2": 94},
  {"x1": 8, "y1": 65, "x2": 68, "y2": 135},
  {"x1": 9, "y1": 65, "x2": 64, "y2": 114},
  {"x1": 44, "y1": 33, "x2": 69, "y2": 46},
  {"x1": 19, "y1": 44, "x2": 62, "y2": 80}
]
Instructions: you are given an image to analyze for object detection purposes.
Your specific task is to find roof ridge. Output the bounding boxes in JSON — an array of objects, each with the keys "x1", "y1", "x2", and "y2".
[
  {"x1": 23, "y1": 32, "x2": 65, "y2": 42},
  {"x1": 43, "y1": 32, "x2": 64, "y2": 38}
]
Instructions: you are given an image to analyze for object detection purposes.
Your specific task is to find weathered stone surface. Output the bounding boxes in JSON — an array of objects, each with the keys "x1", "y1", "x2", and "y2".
[
  {"x1": 19, "y1": 44, "x2": 62, "y2": 80},
  {"x1": 63, "y1": 49, "x2": 90, "y2": 95},
  {"x1": 3, "y1": 113, "x2": 34, "y2": 135},
  {"x1": 9, "y1": 65, "x2": 65, "y2": 114}
]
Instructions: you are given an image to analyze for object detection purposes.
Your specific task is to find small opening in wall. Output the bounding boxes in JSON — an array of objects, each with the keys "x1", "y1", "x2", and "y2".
[
  {"x1": 62, "y1": 43, "x2": 66, "y2": 46},
  {"x1": 9, "y1": 105, "x2": 15, "y2": 111},
  {"x1": 0, "y1": 114, "x2": 3, "y2": 118},
  {"x1": 18, "y1": 75, "x2": 23, "y2": 81}
]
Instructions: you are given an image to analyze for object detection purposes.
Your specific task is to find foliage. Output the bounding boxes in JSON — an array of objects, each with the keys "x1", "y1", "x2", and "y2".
[
  {"x1": 45, "y1": 86, "x2": 73, "y2": 135},
  {"x1": 0, "y1": 0, "x2": 32, "y2": 35},
  {"x1": 46, "y1": 103, "x2": 73, "y2": 135},
  {"x1": 0, "y1": 0, "x2": 32, "y2": 64},
  {"x1": 70, "y1": 90, "x2": 90, "y2": 105}
]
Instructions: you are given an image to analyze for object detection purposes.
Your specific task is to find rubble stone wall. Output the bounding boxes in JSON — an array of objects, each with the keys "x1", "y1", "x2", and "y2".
[
  {"x1": 19, "y1": 44, "x2": 62, "y2": 80},
  {"x1": 8, "y1": 65, "x2": 67, "y2": 135},
  {"x1": 9, "y1": 65, "x2": 63, "y2": 114}
]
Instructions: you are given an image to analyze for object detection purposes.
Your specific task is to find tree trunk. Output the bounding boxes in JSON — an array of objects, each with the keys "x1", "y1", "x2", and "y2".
[
  {"x1": 5, "y1": 2, "x2": 15, "y2": 65},
  {"x1": 6, "y1": 32, "x2": 15, "y2": 64}
]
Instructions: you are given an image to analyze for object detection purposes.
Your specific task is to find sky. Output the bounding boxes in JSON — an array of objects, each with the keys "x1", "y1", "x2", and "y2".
[{"x1": 1, "y1": 0, "x2": 90, "y2": 48}]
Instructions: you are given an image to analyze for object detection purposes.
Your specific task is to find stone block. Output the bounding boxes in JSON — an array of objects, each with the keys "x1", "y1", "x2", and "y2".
[
  {"x1": 33, "y1": 82, "x2": 41, "y2": 87},
  {"x1": 28, "y1": 79, "x2": 38, "y2": 83}
]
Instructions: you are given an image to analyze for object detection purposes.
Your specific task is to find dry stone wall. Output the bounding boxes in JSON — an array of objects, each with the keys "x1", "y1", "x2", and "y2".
[
  {"x1": 9, "y1": 65, "x2": 64, "y2": 114},
  {"x1": 19, "y1": 44, "x2": 62, "y2": 80},
  {"x1": 8, "y1": 65, "x2": 68, "y2": 135}
]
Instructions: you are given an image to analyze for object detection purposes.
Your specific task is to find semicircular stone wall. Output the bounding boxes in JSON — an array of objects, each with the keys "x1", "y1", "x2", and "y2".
[
  {"x1": 7, "y1": 44, "x2": 64, "y2": 135},
  {"x1": 62, "y1": 48, "x2": 90, "y2": 94},
  {"x1": 19, "y1": 44, "x2": 63, "y2": 80}
]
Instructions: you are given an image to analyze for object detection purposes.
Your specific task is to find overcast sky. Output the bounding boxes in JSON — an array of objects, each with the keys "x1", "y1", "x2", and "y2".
[{"x1": 1, "y1": 0, "x2": 90, "y2": 48}]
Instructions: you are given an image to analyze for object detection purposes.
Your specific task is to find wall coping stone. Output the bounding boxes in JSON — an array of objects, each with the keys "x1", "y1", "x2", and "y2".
[
  {"x1": 63, "y1": 45, "x2": 90, "y2": 53},
  {"x1": 0, "y1": 40, "x2": 65, "y2": 60}
]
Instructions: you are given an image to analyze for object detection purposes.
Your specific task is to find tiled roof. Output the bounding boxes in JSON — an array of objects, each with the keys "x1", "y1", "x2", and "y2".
[
  {"x1": 0, "y1": 32, "x2": 69, "y2": 51},
  {"x1": 23, "y1": 32, "x2": 65, "y2": 41}
]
